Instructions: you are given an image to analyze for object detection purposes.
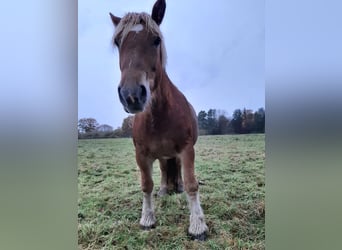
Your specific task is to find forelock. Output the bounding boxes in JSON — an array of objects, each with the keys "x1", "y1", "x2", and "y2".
[{"x1": 113, "y1": 12, "x2": 167, "y2": 68}]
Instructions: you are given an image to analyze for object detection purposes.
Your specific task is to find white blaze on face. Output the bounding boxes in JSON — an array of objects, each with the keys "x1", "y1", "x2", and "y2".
[
  {"x1": 130, "y1": 24, "x2": 144, "y2": 33},
  {"x1": 141, "y1": 74, "x2": 151, "y2": 110}
]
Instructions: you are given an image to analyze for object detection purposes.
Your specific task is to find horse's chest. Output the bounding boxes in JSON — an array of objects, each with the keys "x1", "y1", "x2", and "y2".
[
  {"x1": 133, "y1": 112, "x2": 192, "y2": 159},
  {"x1": 151, "y1": 139, "x2": 176, "y2": 155}
]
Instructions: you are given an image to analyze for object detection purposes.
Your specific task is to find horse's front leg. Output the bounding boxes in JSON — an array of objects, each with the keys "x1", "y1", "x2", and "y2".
[
  {"x1": 180, "y1": 144, "x2": 208, "y2": 240},
  {"x1": 136, "y1": 153, "x2": 156, "y2": 229}
]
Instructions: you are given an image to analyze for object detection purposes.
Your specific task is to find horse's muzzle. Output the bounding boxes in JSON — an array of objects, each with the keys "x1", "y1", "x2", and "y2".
[{"x1": 118, "y1": 85, "x2": 148, "y2": 114}]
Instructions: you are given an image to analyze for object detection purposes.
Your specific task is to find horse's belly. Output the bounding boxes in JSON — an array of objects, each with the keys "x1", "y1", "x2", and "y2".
[
  {"x1": 133, "y1": 130, "x2": 190, "y2": 159},
  {"x1": 149, "y1": 142, "x2": 178, "y2": 159}
]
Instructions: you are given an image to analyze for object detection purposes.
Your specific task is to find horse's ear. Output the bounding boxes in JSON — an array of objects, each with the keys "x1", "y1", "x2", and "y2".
[
  {"x1": 109, "y1": 12, "x2": 121, "y2": 26},
  {"x1": 151, "y1": 0, "x2": 166, "y2": 25}
]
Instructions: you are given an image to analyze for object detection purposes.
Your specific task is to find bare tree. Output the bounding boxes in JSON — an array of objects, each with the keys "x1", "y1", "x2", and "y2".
[
  {"x1": 121, "y1": 116, "x2": 134, "y2": 137},
  {"x1": 78, "y1": 118, "x2": 99, "y2": 133}
]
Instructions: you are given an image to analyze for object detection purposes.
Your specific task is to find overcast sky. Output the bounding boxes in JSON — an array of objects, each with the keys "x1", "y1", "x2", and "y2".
[{"x1": 78, "y1": 0, "x2": 264, "y2": 128}]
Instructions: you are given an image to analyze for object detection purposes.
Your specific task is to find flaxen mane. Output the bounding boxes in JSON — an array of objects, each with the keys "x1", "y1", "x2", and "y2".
[{"x1": 113, "y1": 12, "x2": 167, "y2": 68}]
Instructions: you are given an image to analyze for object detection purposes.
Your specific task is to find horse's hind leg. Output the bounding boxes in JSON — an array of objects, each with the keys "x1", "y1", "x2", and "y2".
[
  {"x1": 174, "y1": 157, "x2": 184, "y2": 193},
  {"x1": 158, "y1": 158, "x2": 184, "y2": 196},
  {"x1": 158, "y1": 159, "x2": 168, "y2": 196},
  {"x1": 180, "y1": 145, "x2": 208, "y2": 241},
  {"x1": 136, "y1": 154, "x2": 156, "y2": 229}
]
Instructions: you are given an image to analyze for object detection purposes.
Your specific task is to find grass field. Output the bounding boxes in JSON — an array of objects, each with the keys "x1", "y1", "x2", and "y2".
[{"x1": 78, "y1": 134, "x2": 265, "y2": 249}]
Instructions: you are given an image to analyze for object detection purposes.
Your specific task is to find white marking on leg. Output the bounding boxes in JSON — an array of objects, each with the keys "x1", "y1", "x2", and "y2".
[
  {"x1": 130, "y1": 24, "x2": 144, "y2": 33},
  {"x1": 140, "y1": 192, "x2": 156, "y2": 227},
  {"x1": 187, "y1": 192, "x2": 208, "y2": 235}
]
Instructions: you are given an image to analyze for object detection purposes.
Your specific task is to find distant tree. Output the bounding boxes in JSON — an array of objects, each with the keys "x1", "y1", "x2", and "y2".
[
  {"x1": 207, "y1": 109, "x2": 217, "y2": 121},
  {"x1": 112, "y1": 127, "x2": 124, "y2": 138},
  {"x1": 207, "y1": 109, "x2": 219, "y2": 134},
  {"x1": 197, "y1": 110, "x2": 208, "y2": 130},
  {"x1": 226, "y1": 119, "x2": 235, "y2": 134},
  {"x1": 254, "y1": 108, "x2": 265, "y2": 133},
  {"x1": 197, "y1": 110, "x2": 209, "y2": 135},
  {"x1": 242, "y1": 108, "x2": 255, "y2": 133},
  {"x1": 216, "y1": 109, "x2": 227, "y2": 120},
  {"x1": 217, "y1": 115, "x2": 230, "y2": 134},
  {"x1": 232, "y1": 109, "x2": 243, "y2": 134},
  {"x1": 78, "y1": 118, "x2": 99, "y2": 133},
  {"x1": 121, "y1": 116, "x2": 134, "y2": 137}
]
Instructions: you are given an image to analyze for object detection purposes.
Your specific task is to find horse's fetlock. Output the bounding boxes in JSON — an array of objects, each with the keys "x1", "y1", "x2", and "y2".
[{"x1": 185, "y1": 183, "x2": 199, "y2": 195}]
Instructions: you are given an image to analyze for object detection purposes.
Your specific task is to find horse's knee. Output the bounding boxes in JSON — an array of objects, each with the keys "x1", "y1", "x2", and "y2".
[{"x1": 137, "y1": 162, "x2": 153, "y2": 193}]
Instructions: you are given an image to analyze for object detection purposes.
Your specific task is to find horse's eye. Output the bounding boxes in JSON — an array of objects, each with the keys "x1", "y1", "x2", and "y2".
[{"x1": 153, "y1": 37, "x2": 161, "y2": 47}]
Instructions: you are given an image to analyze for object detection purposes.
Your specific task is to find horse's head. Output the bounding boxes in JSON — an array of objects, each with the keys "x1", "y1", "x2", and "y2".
[{"x1": 110, "y1": 0, "x2": 166, "y2": 114}]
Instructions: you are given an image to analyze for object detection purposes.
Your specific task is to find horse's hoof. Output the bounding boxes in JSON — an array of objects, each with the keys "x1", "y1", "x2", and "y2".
[
  {"x1": 157, "y1": 188, "x2": 168, "y2": 197},
  {"x1": 140, "y1": 224, "x2": 156, "y2": 230},
  {"x1": 188, "y1": 231, "x2": 207, "y2": 241},
  {"x1": 176, "y1": 185, "x2": 184, "y2": 193}
]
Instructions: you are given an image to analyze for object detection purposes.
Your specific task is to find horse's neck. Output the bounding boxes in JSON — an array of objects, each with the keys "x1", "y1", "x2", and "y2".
[{"x1": 151, "y1": 70, "x2": 173, "y2": 113}]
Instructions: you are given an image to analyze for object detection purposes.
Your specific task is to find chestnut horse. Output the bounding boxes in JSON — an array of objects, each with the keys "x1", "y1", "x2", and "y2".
[{"x1": 109, "y1": 0, "x2": 208, "y2": 240}]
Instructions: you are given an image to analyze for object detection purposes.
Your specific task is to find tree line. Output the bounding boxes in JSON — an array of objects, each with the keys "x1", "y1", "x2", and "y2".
[
  {"x1": 198, "y1": 108, "x2": 265, "y2": 135},
  {"x1": 78, "y1": 116, "x2": 133, "y2": 139},
  {"x1": 78, "y1": 107, "x2": 265, "y2": 139}
]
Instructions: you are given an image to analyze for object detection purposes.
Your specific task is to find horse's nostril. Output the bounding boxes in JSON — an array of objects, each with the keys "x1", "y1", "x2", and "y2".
[
  {"x1": 118, "y1": 86, "x2": 125, "y2": 103},
  {"x1": 140, "y1": 85, "x2": 147, "y2": 99}
]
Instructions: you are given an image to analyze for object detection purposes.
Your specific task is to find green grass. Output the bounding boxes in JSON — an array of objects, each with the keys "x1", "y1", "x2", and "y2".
[{"x1": 78, "y1": 134, "x2": 265, "y2": 249}]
